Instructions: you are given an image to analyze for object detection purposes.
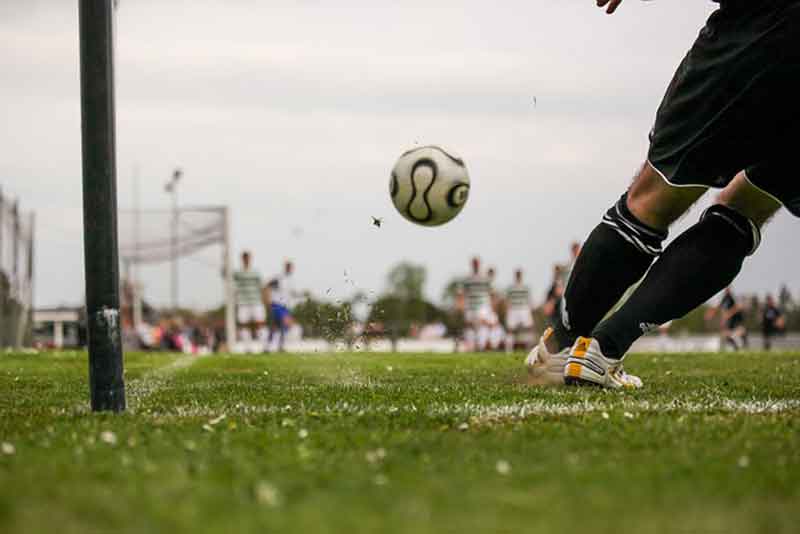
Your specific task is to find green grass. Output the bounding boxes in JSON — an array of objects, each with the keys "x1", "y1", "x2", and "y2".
[{"x1": 1, "y1": 350, "x2": 799, "y2": 534}]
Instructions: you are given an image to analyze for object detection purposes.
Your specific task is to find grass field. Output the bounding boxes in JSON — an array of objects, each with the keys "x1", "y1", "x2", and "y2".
[{"x1": 1, "y1": 350, "x2": 799, "y2": 534}]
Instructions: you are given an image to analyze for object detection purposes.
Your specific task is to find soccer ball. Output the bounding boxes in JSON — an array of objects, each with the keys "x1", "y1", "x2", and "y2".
[{"x1": 389, "y1": 145, "x2": 470, "y2": 226}]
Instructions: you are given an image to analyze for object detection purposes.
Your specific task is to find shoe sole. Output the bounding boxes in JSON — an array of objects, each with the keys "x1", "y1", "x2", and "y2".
[
  {"x1": 564, "y1": 375, "x2": 604, "y2": 387},
  {"x1": 565, "y1": 371, "x2": 637, "y2": 389}
]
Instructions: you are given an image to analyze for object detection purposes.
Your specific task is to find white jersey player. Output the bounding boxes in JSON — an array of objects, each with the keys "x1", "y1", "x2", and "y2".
[
  {"x1": 506, "y1": 269, "x2": 534, "y2": 330},
  {"x1": 463, "y1": 265, "x2": 492, "y2": 324},
  {"x1": 232, "y1": 250, "x2": 266, "y2": 352},
  {"x1": 267, "y1": 260, "x2": 300, "y2": 352},
  {"x1": 505, "y1": 269, "x2": 535, "y2": 351},
  {"x1": 458, "y1": 257, "x2": 493, "y2": 351},
  {"x1": 486, "y1": 266, "x2": 506, "y2": 350}
]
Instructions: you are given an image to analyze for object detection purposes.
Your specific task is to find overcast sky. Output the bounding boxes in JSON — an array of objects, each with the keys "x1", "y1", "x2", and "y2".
[{"x1": 1, "y1": 0, "x2": 797, "y2": 309}]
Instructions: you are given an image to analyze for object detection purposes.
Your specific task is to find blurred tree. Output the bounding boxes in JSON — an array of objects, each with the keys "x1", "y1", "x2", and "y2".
[
  {"x1": 367, "y1": 294, "x2": 445, "y2": 337},
  {"x1": 786, "y1": 308, "x2": 800, "y2": 331},
  {"x1": 365, "y1": 262, "x2": 451, "y2": 341},
  {"x1": 387, "y1": 262, "x2": 426, "y2": 301},
  {"x1": 293, "y1": 297, "x2": 353, "y2": 342},
  {"x1": 441, "y1": 277, "x2": 462, "y2": 308},
  {"x1": 669, "y1": 305, "x2": 715, "y2": 334}
]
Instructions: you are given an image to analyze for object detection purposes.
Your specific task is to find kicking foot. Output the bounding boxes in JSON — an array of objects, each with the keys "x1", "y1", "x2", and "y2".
[
  {"x1": 564, "y1": 337, "x2": 643, "y2": 389},
  {"x1": 524, "y1": 328, "x2": 569, "y2": 386}
]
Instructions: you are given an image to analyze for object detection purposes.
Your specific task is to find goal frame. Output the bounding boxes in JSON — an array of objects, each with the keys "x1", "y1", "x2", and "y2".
[{"x1": 120, "y1": 205, "x2": 236, "y2": 351}]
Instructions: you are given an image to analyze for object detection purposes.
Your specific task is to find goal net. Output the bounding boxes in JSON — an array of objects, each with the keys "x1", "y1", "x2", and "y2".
[
  {"x1": 0, "y1": 189, "x2": 35, "y2": 348},
  {"x1": 117, "y1": 206, "x2": 235, "y2": 346}
]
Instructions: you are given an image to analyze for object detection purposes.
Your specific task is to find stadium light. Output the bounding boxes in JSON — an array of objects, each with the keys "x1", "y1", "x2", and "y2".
[
  {"x1": 165, "y1": 168, "x2": 182, "y2": 310},
  {"x1": 78, "y1": 0, "x2": 126, "y2": 412}
]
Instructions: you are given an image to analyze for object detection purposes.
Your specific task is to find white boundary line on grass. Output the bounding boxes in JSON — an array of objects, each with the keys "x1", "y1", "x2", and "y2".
[
  {"x1": 126, "y1": 354, "x2": 206, "y2": 412},
  {"x1": 133, "y1": 397, "x2": 800, "y2": 421}
]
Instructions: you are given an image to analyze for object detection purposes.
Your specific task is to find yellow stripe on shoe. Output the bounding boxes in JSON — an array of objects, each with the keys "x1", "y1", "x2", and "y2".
[
  {"x1": 566, "y1": 362, "x2": 583, "y2": 378},
  {"x1": 572, "y1": 337, "x2": 590, "y2": 358}
]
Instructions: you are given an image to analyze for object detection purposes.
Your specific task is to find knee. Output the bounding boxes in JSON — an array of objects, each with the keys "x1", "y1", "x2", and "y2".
[
  {"x1": 601, "y1": 190, "x2": 668, "y2": 258},
  {"x1": 701, "y1": 204, "x2": 761, "y2": 256},
  {"x1": 626, "y1": 163, "x2": 668, "y2": 224},
  {"x1": 718, "y1": 172, "x2": 782, "y2": 227},
  {"x1": 627, "y1": 162, "x2": 705, "y2": 230}
]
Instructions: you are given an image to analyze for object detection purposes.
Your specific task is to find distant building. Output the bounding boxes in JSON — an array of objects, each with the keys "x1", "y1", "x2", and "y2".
[{"x1": 33, "y1": 307, "x2": 84, "y2": 349}]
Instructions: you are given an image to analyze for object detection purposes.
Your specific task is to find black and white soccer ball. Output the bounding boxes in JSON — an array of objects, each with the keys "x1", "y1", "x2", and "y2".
[{"x1": 389, "y1": 145, "x2": 470, "y2": 227}]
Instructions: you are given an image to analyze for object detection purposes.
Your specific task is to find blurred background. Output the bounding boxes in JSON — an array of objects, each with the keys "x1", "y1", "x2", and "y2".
[{"x1": 1, "y1": 0, "x2": 797, "y2": 352}]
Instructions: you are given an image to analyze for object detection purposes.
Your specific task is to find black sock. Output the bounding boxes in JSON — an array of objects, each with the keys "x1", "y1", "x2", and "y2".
[
  {"x1": 553, "y1": 193, "x2": 666, "y2": 349},
  {"x1": 593, "y1": 204, "x2": 760, "y2": 358}
]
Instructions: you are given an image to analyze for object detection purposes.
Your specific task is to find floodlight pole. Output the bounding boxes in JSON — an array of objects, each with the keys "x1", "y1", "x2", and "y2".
[
  {"x1": 132, "y1": 165, "x2": 142, "y2": 328},
  {"x1": 0, "y1": 187, "x2": 4, "y2": 270},
  {"x1": 79, "y1": 0, "x2": 126, "y2": 412},
  {"x1": 166, "y1": 168, "x2": 182, "y2": 310},
  {"x1": 223, "y1": 207, "x2": 236, "y2": 348}
]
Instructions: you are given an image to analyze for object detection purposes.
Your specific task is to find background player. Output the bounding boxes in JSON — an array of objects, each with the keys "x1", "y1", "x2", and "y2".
[
  {"x1": 232, "y1": 251, "x2": 266, "y2": 353},
  {"x1": 267, "y1": 260, "x2": 299, "y2": 352},
  {"x1": 706, "y1": 287, "x2": 748, "y2": 351},
  {"x1": 529, "y1": 0, "x2": 799, "y2": 388},
  {"x1": 762, "y1": 294, "x2": 786, "y2": 350},
  {"x1": 485, "y1": 266, "x2": 506, "y2": 351},
  {"x1": 505, "y1": 269, "x2": 535, "y2": 352},
  {"x1": 542, "y1": 265, "x2": 564, "y2": 328},
  {"x1": 456, "y1": 257, "x2": 493, "y2": 352}
]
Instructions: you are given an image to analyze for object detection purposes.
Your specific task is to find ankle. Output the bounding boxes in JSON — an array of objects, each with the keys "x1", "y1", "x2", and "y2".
[
  {"x1": 544, "y1": 334, "x2": 562, "y2": 354},
  {"x1": 593, "y1": 332, "x2": 623, "y2": 360}
]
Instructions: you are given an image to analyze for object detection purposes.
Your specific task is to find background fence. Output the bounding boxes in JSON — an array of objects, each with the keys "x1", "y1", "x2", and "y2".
[{"x1": 0, "y1": 187, "x2": 35, "y2": 348}]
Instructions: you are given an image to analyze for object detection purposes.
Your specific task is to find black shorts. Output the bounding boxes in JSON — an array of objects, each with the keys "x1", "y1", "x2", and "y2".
[
  {"x1": 648, "y1": 0, "x2": 800, "y2": 216},
  {"x1": 726, "y1": 313, "x2": 745, "y2": 330}
]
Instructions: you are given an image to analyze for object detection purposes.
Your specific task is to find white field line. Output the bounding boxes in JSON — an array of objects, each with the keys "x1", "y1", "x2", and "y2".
[
  {"x1": 131, "y1": 397, "x2": 800, "y2": 422},
  {"x1": 126, "y1": 354, "x2": 205, "y2": 411},
  {"x1": 44, "y1": 355, "x2": 204, "y2": 416}
]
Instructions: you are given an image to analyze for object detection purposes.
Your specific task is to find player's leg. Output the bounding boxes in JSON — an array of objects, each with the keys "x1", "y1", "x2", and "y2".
[
  {"x1": 519, "y1": 310, "x2": 536, "y2": 351},
  {"x1": 550, "y1": 161, "x2": 705, "y2": 352},
  {"x1": 277, "y1": 308, "x2": 291, "y2": 352},
  {"x1": 722, "y1": 325, "x2": 736, "y2": 352},
  {"x1": 724, "y1": 327, "x2": 740, "y2": 352},
  {"x1": 244, "y1": 305, "x2": 261, "y2": 343},
  {"x1": 487, "y1": 310, "x2": 504, "y2": 351},
  {"x1": 248, "y1": 309, "x2": 266, "y2": 353},
  {"x1": 477, "y1": 322, "x2": 490, "y2": 352},
  {"x1": 507, "y1": 309, "x2": 531, "y2": 352},
  {"x1": 462, "y1": 311, "x2": 477, "y2": 352},
  {"x1": 266, "y1": 303, "x2": 277, "y2": 352},
  {"x1": 253, "y1": 305, "x2": 268, "y2": 353},
  {"x1": 236, "y1": 306, "x2": 251, "y2": 347},
  {"x1": 504, "y1": 314, "x2": 518, "y2": 354},
  {"x1": 741, "y1": 326, "x2": 750, "y2": 350},
  {"x1": 475, "y1": 307, "x2": 491, "y2": 352},
  {"x1": 564, "y1": 1, "x2": 799, "y2": 386},
  {"x1": 540, "y1": 1, "x2": 797, "y2": 386},
  {"x1": 505, "y1": 329, "x2": 518, "y2": 354},
  {"x1": 578, "y1": 173, "x2": 780, "y2": 382},
  {"x1": 238, "y1": 320, "x2": 251, "y2": 352},
  {"x1": 463, "y1": 325, "x2": 476, "y2": 352}
]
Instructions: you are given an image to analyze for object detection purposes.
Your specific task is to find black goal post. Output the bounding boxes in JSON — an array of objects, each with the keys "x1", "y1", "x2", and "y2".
[{"x1": 79, "y1": 0, "x2": 126, "y2": 412}]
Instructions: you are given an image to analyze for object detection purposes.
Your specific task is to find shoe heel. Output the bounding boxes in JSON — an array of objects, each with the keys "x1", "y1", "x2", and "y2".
[
  {"x1": 564, "y1": 376, "x2": 581, "y2": 386},
  {"x1": 564, "y1": 376, "x2": 601, "y2": 388}
]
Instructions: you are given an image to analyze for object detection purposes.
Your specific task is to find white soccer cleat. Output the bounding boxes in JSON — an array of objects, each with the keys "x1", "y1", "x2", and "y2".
[
  {"x1": 525, "y1": 327, "x2": 569, "y2": 386},
  {"x1": 564, "y1": 337, "x2": 643, "y2": 389}
]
